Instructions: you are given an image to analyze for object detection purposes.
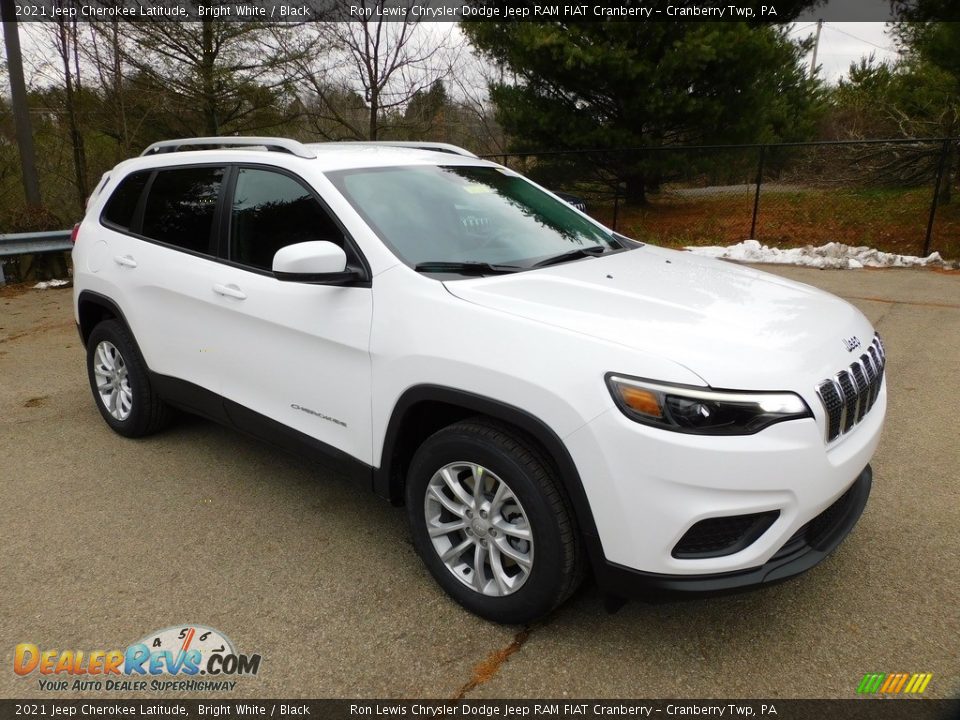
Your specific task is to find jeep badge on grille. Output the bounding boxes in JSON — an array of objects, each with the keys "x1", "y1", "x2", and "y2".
[{"x1": 842, "y1": 336, "x2": 861, "y2": 352}]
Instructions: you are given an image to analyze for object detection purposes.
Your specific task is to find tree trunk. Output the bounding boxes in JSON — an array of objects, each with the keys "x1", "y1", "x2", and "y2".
[
  {"x1": 624, "y1": 174, "x2": 647, "y2": 205},
  {"x1": 111, "y1": 19, "x2": 129, "y2": 160},
  {"x1": 1, "y1": 6, "x2": 42, "y2": 208},
  {"x1": 368, "y1": 90, "x2": 379, "y2": 140},
  {"x1": 58, "y1": 13, "x2": 88, "y2": 210},
  {"x1": 938, "y1": 141, "x2": 954, "y2": 206},
  {"x1": 201, "y1": 19, "x2": 219, "y2": 135}
]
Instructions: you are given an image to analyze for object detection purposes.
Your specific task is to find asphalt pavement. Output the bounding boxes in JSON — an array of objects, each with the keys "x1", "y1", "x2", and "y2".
[{"x1": 0, "y1": 265, "x2": 957, "y2": 700}]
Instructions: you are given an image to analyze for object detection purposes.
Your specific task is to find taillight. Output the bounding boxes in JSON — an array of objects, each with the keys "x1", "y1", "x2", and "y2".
[{"x1": 70, "y1": 223, "x2": 80, "y2": 244}]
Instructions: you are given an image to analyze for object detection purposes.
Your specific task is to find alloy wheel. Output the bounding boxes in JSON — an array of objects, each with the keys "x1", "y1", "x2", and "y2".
[
  {"x1": 93, "y1": 340, "x2": 133, "y2": 421},
  {"x1": 424, "y1": 461, "x2": 534, "y2": 596}
]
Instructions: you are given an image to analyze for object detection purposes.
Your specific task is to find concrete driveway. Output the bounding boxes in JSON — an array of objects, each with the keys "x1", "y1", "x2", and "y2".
[{"x1": 0, "y1": 266, "x2": 957, "y2": 699}]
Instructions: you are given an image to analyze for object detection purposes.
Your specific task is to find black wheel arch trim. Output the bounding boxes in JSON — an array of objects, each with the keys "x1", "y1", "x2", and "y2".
[
  {"x1": 76, "y1": 290, "x2": 135, "y2": 349},
  {"x1": 375, "y1": 384, "x2": 607, "y2": 565}
]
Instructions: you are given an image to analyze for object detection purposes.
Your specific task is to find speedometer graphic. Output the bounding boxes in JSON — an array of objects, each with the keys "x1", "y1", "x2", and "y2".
[{"x1": 136, "y1": 625, "x2": 237, "y2": 675}]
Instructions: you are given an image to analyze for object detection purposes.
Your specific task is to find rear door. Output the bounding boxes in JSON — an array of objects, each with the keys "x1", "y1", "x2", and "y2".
[{"x1": 104, "y1": 164, "x2": 229, "y2": 401}]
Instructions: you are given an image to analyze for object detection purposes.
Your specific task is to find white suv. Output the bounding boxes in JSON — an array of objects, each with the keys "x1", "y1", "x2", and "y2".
[{"x1": 72, "y1": 137, "x2": 886, "y2": 623}]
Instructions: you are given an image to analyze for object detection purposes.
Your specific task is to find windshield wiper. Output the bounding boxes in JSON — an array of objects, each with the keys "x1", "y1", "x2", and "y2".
[
  {"x1": 530, "y1": 245, "x2": 609, "y2": 268},
  {"x1": 414, "y1": 261, "x2": 522, "y2": 275}
]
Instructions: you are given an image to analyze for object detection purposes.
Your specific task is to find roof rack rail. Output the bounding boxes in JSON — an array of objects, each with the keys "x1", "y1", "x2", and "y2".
[
  {"x1": 330, "y1": 141, "x2": 478, "y2": 158},
  {"x1": 141, "y1": 137, "x2": 317, "y2": 159}
]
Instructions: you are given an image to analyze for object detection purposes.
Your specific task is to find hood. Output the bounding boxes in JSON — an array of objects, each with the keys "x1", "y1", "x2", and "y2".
[{"x1": 444, "y1": 245, "x2": 875, "y2": 390}]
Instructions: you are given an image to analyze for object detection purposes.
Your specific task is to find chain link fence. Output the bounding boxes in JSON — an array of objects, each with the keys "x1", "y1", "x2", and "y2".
[{"x1": 486, "y1": 138, "x2": 959, "y2": 260}]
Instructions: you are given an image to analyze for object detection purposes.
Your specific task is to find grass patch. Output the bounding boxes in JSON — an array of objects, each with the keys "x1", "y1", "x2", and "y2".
[{"x1": 589, "y1": 187, "x2": 959, "y2": 260}]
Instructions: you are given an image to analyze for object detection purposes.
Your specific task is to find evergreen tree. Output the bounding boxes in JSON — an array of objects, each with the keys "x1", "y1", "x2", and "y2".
[{"x1": 464, "y1": 19, "x2": 821, "y2": 202}]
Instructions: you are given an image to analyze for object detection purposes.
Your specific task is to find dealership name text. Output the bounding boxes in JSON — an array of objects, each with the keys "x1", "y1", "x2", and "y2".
[
  {"x1": 349, "y1": 704, "x2": 778, "y2": 717},
  {"x1": 350, "y1": 4, "x2": 779, "y2": 19}
]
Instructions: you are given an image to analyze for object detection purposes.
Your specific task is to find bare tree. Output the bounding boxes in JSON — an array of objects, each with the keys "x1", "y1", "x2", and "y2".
[
  {"x1": 120, "y1": 18, "x2": 308, "y2": 137},
  {"x1": 290, "y1": 4, "x2": 457, "y2": 140},
  {"x1": 51, "y1": 0, "x2": 88, "y2": 206},
  {"x1": 84, "y1": 20, "x2": 133, "y2": 160},
  {"x1": 446, "y1": 48, "x2": 507, "y2": 155}
]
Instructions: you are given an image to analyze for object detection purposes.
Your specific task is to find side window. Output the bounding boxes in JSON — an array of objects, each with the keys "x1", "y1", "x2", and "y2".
[
  {"x1": 230, "y1": 168, "x2": 345, "y2": 271},
  {"x1": 141, "y1": 166, "x2": 224, "y2": 254},
  {"x1": 102, "y1": 171, "x2": 150, "y2": 230}
]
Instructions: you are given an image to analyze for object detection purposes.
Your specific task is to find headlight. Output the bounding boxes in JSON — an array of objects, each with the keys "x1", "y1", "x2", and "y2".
[{"x1": 606, "y1": 374, "x2": 812, "y2": 435}]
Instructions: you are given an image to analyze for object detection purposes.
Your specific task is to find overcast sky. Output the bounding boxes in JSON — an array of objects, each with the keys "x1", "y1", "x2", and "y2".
[{"x1": 793, "y1": 22, "x2": 900, "y2": 82}]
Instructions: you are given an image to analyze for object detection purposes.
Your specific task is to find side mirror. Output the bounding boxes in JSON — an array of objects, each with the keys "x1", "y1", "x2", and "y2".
[{"x1": 273, "y1": 241, "x2": 359, "y2": 284}]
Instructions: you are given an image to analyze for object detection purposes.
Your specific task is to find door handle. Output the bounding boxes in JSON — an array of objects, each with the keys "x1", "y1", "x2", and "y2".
[
  {"x1": 212, "y1": 283, "x2": 247, "y2": 300},
  {"x1": 113, "y1": 255, "x2": 137, "y2": 268}
]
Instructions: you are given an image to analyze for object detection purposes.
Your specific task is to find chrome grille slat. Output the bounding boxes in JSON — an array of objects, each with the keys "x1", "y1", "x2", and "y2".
[
  {"x1": 871, "y1": 360, "x2": 883, "y2": 409},
  {"x1": 836, "y1": 371, "x2": 857, "y2": 432},
  {"x1": 850, "y1": 363, "x2": 868, "y2": 422},
  {"x1": 862, "y1": 353, "x2": 878, "y2": 409},
  {"x1": 815, "y1": 334, "x2": 885, "y2": 443},
  {"x1": 817, "y1": 380, "x2": 843, "y2": 440},
  {"x1": 862, "y1": 353, "x2": 876, "y2": 382}
]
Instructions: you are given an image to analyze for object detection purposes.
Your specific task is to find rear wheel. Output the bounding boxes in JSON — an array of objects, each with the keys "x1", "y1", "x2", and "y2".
[
  {"x1": 406, "y1": 418, "x2": 584, "y2": 624},
  {"x1": 86, "y1": 320, "x2": 172, "y2": 437}
]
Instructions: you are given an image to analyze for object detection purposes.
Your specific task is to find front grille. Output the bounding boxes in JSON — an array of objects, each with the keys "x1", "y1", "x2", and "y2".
[
  {"x1": 673, "y1": 510, "x2": 780, "y2": 559},
  {"x1": 816, "y1": 334, "x2": 885, "y2": 443}
]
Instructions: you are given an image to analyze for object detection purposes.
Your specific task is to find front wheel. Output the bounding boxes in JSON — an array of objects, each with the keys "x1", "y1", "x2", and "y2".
[{"x1": 405, "y1": 418, "x2": 584, "y2": 624}]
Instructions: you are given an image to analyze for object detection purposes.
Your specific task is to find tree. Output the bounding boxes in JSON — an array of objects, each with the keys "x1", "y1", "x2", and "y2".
[
  {"x1": 301, "y1": 85, "x2": 371, "y2": 140},
  {"x1": 446, "y1": 52, "x2": 508, "y2": 155},
  {"x1": 403, "y1": 79, "x2": 450, "y2": 139},
  {"x1": 892, "y1": 17, "x2": 959, "y2": 203},
  {"x1": 289, "y1": 9, "x2": 457, "y2": 140},
  {"x1": 50, "y1": 0, "x2": 89, "y2": 207},
  {"x1": 1, "y1": 0, "x2": 41, "y2": 209},
  {"x1": 84, "y1": 19, "x2": 133, "y2": 161},
  {"x1": 463, "y1": 19, "x2": 822, "y2": 203},
  {"x1": 829, "y1": 14, "x2": 959, "y2": 202},
  {"x1": 829, "y1": 56, "x2": 899, "y2": 139},
  {"x1": 121, "y1": 16, "x2": 304, "y2": 136}
]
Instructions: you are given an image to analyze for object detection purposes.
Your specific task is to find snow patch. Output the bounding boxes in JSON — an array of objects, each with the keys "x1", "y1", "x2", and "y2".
[
  {"x1": 32, "y1": 279, "x2": 70, "y2": 289},
  {"x1": 685, "y1": 240, "x2": 945, "y2": 270}
]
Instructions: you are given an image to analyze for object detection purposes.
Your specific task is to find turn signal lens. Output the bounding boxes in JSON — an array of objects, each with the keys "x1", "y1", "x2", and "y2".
[
  {"x1": 70, "y1": 223, "x2": 80, "y2": 244},
  {"x1": 618, "y1": 386, "x2": 663, "y2": 418}
]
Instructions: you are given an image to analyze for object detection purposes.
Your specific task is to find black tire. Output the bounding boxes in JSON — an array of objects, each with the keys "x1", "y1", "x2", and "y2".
[
  {"x1": 406, "y1": 417, "x2": 585, "y2": 624},
  {"x1": 86, "y1": 319, "x2": 172, "y2": 438}
]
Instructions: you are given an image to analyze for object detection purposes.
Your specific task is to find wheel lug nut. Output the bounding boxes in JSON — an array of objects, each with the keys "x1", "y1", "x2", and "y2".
[
  {"x1": 489, "y1": 529, "x2": 497, "y2": 537},
  {"x1": 480, "y1": 539, "x2": 487, "y2": 547},
  {"x1": 480, "y1": 510, "x2": 487, "y2": 519},
  {"x1": 466, "y1": 509, "x2": 473, "y2": 518}
]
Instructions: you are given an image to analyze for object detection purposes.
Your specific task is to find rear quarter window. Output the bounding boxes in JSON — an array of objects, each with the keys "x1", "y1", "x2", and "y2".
[{"x1": 101, "y1": 171, "x2": 150, "y2": 230}]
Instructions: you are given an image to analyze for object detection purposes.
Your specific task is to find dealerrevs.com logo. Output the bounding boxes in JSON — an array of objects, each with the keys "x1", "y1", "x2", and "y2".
[{"x1": 14, "y1": 625, "x2": 261, "y2": 692}]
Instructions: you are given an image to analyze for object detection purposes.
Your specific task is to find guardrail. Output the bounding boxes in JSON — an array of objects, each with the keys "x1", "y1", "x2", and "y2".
[{"x1": 0, "y1": 230, "x2": 72, "y2": 286}]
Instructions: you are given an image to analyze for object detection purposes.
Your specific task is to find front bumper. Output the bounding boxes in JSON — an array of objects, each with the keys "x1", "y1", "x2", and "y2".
[
  {"x1": 564, "y1": 380, "x2": 885, "y2": 595},
  {"x1": 593, "y1": 465, "x2": 871, "y2": 597}
]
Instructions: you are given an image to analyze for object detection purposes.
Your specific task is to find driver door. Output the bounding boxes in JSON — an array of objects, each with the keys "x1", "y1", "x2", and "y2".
[{"x1": 207, "y1": 166, "x2": 373, "y2": 465}]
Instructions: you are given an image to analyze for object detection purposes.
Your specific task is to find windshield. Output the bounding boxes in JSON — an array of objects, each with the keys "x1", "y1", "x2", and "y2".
[{"x1": 326, "y1": 165, "x2": 621, "y2": 270}]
